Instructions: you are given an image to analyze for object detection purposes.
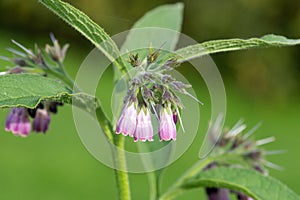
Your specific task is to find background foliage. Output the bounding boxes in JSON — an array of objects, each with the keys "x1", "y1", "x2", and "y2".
[{"x1": 0, "y1": 0, "x2": 299, "y2": 199}]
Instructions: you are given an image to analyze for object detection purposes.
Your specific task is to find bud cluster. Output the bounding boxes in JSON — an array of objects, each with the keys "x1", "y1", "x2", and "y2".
[
  {"x1": 1, "y1": 34, "x2": 69, "y2": 136},
  {"x1": 203, "y1": 118, "x2": 282, "y2": 200},
  {"x1": 1, "y1": 33, "x2": 69, "y2": 77},
  {"x1": 116, "y1": 48, "x2": 202, "y2": 142}
]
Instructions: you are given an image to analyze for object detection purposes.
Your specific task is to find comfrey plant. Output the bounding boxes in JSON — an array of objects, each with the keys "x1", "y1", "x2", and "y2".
[
  {"x1": 0, "y1": 0, "x2": 300, "y2": 200},
  {"x1": 116, "y1": 50, "x2": 201, "y2": 142}
]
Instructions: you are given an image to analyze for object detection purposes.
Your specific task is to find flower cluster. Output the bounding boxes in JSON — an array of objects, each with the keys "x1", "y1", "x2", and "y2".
[
  {"x1": 116, "y1": 49, "x2": 201, "y2": 142},
  {"x1": 203, "y1": 117, "x2": 282, "y2": 200},
  {"x1": 5, "y1": 102, "x2": 63, "y2": 137},
  {"x1": 1, "y1": 34, "x2": 70, "y2": 137}
]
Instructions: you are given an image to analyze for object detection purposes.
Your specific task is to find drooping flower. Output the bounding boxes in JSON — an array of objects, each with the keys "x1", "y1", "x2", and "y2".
[
  {"x1": 134, "y1": 108, "x2": 153, "y2": 142},
  {"x1": 5, "y1": 108, "x2": 31, "y2": 137},
  {"x1": 32, "y1": 108, "x2": 51, "y2": 133},
  {"x1": 4, "y1": 101, "x2": 63, "y2": 136},
  {"x1": 159, "y1": 104, "x2": 176, "y2": 141},
  {"x1": 114, "y1": 49, "x2": 203, "y2": 142},
  {"x1": 116, "y1": 103, "x2": 138, "y2": 137}
]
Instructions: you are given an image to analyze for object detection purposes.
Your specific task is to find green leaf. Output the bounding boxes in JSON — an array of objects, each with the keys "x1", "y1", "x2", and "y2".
[
  {"x1": 182, "y1": 167, "x2": 300, "y2": 200},
  {"x1": 174, "y1": 34, "x2": 300, "y2": 62},
  {"x1": 0, "y1": 74, "x2": 71, "y2": 108},
  {"x1": 0, "y1": 73, "x2": 99, "y2": 112},
  {"x1": 39, "y1": 0, "x2": 126, "y2": 74},
  {"x1": 0, "y1": 73, "x2": 114, "y2": 141},
  {"x1": 118, "y1": 3, "x2": 184, "y2": 79},
  {"x1": 121, "y1": 3, "x2": 183, "y2": 52}
]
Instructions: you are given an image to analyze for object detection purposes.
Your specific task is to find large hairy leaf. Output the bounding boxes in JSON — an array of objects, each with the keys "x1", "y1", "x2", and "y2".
[
  {"x1": 0, "y1": 74, "x2": 98, "y2": 112},
  {"x1": 182, "y1": 167, "x2": 300, "y2": 200},
  {"x1": 0, "y1": 74, "x2": 71, "y2": 108},
  {"x1": 117, "y1": 3, "x2": 184, "y2": 81},
  {"x1": 174, "y1": 34, "x2": 300, "y2": 62},
  {"x1": 121, "y1": 3, "x2": 184, "y2": 53},
  {"x1": 39, "y1": 0, "x2": 126, "y2": 74}
]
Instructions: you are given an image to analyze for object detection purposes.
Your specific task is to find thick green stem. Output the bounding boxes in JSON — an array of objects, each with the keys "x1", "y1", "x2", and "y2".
[
  {"x1": 95, "y1": 107, "x2": 131, "y2": 200},
  {"x1": 113, "y1": 136, "x2": 131, "y2": 200}
]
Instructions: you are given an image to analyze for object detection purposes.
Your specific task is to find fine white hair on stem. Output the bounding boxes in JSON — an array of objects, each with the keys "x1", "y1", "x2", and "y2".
[
  {"x1": 176, "y1": 106, "x2": 185, "y2": 132},
  {"x1": 184, "y1": 91, "x2": 204, "y2": 105},
  {"x1": 208, "y1": 113, "x2": 224, "y2": 142},
  {"x1": 264, "y1": 149, "x2": 287, "y2": 156},
  {"x1": 256, "y1": 137, "x2": 276, "y2": 146},
  {"x1": 226, "y1": 124, "x2": 247, "y2": 138},
  {"x1": 7, "y1": 48, "x2": 26, "y2": 57},
  {"x1": 12, "y1": 40, "x2": 34, "y2": 57},
  {"x1": 243, "y1": 122, "x2": 262, "y2": 139},
  {"x1": 150, "y1": 101, "x2": 159, "y2": 120},
  {"x1": 0, "y1": 55, "x2": 10, "y2": 61},
  {"x1": 264, "y1": 160, "x2": 284, "y2": 171}
]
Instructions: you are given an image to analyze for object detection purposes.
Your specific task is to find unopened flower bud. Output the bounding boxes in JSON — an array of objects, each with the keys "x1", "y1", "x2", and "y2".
[
  {"x1": 32, "y1": 109, "x2": 51, "y2": 133},
  {"x1": 13, "y1": 58, "x2": 26, "y2": 66}
]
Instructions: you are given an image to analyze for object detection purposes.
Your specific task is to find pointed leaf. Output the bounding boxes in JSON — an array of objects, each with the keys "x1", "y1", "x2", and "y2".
[
  {"x1": 118, "y1": 3, "x2": 184, "y2": 79},
  {"x1": 121, "y1": 3, "x2": 184, "y2": 52},
  {"x1": 0, "y1": 74, "x2": 71, "y2": 108},
  {"x1": 39, "y1": 0, "x2": 126, "y2": 74},
  {"x1": 174, "y1": 34, "x2": 300, "y2": 62},
  {"x1": 0, "y1": 74, "x2": 98, "y2": 112},
  {"x1": 182, "y1": 167, "x2": 300, "y2": 200}
]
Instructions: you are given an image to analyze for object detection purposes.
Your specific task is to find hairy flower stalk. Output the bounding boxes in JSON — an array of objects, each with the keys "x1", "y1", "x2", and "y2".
[{"x1": 115, "y1": 48, "x2": 202, "y2": 142}]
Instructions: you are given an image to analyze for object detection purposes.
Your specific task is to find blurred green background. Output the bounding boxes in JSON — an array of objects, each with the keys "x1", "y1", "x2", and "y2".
[{"x1": 0, "y1": 0, "x2": 299, "y2": 199}]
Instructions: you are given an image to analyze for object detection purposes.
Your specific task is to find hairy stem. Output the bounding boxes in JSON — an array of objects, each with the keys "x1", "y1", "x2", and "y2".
[{"x1": 113, "y1": 136, "x2": 131, "y2": 200}]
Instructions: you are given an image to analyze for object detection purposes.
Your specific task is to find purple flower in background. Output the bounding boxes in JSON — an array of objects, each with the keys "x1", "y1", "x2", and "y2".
[
  {"x1": 206, "y1": 188, "x2": 230, "y2": 200},
  {"x1": 4, "y1": 101, "x2": 62, "y2": 136},
  {"x1": 116, "y1": 103, "x2": 138, "y2": 137},
  {"x1": 5, "y1": 108, "x2": 31, "y2": 137},
  {"x1": 32, "y1": 109, "x2": 51, "y2": 133},
  {"x1": 134, "y1": 108, "x2": 153, "y2": 142},
  {"x1": 159, "y1": 105, "x2": 177, "y2": 141}
]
